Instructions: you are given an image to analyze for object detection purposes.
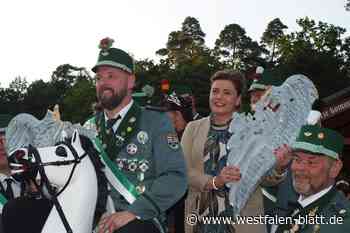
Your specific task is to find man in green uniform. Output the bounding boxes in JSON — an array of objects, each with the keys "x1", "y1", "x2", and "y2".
[
  {"x1": 84, "y1": 38, "x2": 187, "y2": 233},
  {"x1": 275, "y1": 125, "x2": 350, "y2": 233}
]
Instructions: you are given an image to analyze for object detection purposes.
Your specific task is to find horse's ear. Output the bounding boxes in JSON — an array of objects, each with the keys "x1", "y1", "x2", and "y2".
[{"x1": 71, "y1": 130, "x2": 82, "y2": 149}]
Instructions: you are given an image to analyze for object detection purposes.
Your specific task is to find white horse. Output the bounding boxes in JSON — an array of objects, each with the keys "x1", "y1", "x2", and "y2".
[{"x1": 3, "y1": 130, "x2": 107, "y2": 233}]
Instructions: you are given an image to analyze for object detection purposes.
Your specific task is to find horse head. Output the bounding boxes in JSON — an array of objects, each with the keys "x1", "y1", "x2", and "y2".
[
  {"x1": 3, "y1": 113, "x2": 108, "y2": 233},
  {"x1": 8, "y1": 130, "x2": 86, "y2": 190}
]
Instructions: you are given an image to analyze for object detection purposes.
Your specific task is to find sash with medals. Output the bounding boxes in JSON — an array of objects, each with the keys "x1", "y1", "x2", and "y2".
[
  {"x1": 94, "y1": 102, "x2": 142, "y2": 203},
  {"x1": 93, "y1": 103, "x2": 165, "y2": 232},
  {"x1": 96, "y1": 102, "x2": 141, "y2": 160}
]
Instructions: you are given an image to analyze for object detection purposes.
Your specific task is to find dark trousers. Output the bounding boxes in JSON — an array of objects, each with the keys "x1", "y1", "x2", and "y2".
[
  {"x1": 0, "y1": 215, "x2": 4, "y2": 233},
  {"x1": 167, "y1": 195, "x2": 186, "y2": 233},
  {"x1": 2, "y1": 197, "x2": 52, "y2": 233},
  {"x1": 115, "y1": 219, "x2": 160, "y2": 233}
]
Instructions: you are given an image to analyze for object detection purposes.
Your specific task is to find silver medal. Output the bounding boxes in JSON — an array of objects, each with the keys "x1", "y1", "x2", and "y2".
[
  {"x1": 126, "y1": 143, "x2": 138, "y2": 155},
  {"x1": 128, "y1": 160, "x2": 138, "y2": 172},
  {"x1": 138, "y1": 160, "x2": 150, "y2": 172},
  {"x1": 137, "y1": 131, "x2": 149, "y2": 145}
]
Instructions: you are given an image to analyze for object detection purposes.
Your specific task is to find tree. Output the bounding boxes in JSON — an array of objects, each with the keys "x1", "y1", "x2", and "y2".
[
  {"x1": 50, "y1": 64, "x2": 94, "y2": 122},
  {"x1": 156, "y1": 16, "x2": 207, "y2": 68},
  {"x1": 0, "y1": 76, "x2": 28, "y2": 113},
  {"x1": 346, "y1": 0, "x2": 350, "y2": 11},
  {"x1": 9, "y1": 76, "x2": 28, "y2": 96},
  {"x1": 50, "y1": 64, "x2": 93, "y2": 107},
  {"x1": 215, "y1": 24, "x2": 265, "y2": 70},
  {"x1": 277, "y1": 17, "x2": 346, "y2": 61},
  {"x1": 18, "y1": 64, "x2": 94, "y2": 119},
  {"x1": 22, "y1": 80, "x2": 55, "y2": 118},
  {"x1": 62, "y1": 78, "x2": 96, "y2": 123},
  {"x1": 134, "y1": 59, "x2": 163, "y2": 93},
  {"x1": 261, "y1": 18, "x2": 288, "y2": 64},
  {"x1": 0, "y1": 87, "x2": 24, "y2": 114},
  {"x1": 276, "y1": 17, "x2": 350, "y2": 97},
  {"x1": 181, "y1": 16, "x2": 205, "y2": 47},
  {"x1": 51, "y1": 64, "x2": 92, "y2": 88},
  {"x1": 295, "y1": 18, "x2": 345, "y2": 55},
  {"x1": 341, "y1": 36, "x2": 350, "y2": 78}
]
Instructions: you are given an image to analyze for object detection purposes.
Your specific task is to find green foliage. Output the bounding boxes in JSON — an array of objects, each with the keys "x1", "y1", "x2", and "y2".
[
  {"x1": 22, "y1": 80, "x2": 57, "y2": 118},
  {"x1": 276, "y1": 17, "x2": 350, "y2": 97},
  {"x1": 261, "y1": 18, "x2": 288, "y2": 64},
  {"x1": 156, "y1": 16, "x2": 207, "y2": 68},
  {"x1": 8, "y1": 76, "x2": 28, "y2": 101},
  {"x1": 181, "y1": 16, "x2": 206, "y2": 48},
  {"x1": 0, "y1": 87, "x2": 24, "y2": 114},
  {"x1": 51, "y1": 64, "x2": 93, "y2": 87},
  {"x1": 215, "y1": 24, "x2": 266, "y2": 70},
  {"x1": 1, "y1": 16, "x2": 349, "y2": 119},
  {"x1": 62, "y1": 78, "x2": 96, "y2": 123}
]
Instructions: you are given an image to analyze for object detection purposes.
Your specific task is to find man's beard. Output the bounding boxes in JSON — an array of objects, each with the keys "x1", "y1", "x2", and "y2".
[
  {"x1": 292, "y1": 177, "x2": 312, "y2": 196},
  {"x1": 98, "y1": 87, "x2": 127, "y2": 110}
]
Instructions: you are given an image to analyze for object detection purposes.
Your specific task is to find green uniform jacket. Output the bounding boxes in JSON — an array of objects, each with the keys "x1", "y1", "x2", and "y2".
[
  {"x1": 84, "y1": 103, "x2": 188, "y2": 226},
  {"x1": 276, "y1": 188, "x2": 350, "y2": 233},
  {"x1": 262, "y1": 169, "x2": 298, "y2": 232}
]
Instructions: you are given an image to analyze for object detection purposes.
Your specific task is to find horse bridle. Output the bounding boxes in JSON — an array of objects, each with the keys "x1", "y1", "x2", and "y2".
[{"x1": 26, "y1": 140, "x2": 87, "y2": 233}]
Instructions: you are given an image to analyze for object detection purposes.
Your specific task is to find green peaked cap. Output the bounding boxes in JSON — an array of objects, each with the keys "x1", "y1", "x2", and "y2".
[
  {"x1": 292, "y1": 125, "x2": 344, "y2": 159},
  {"x1": 92, "y1": 37, "x2": 134, "y2": 74},
  {"x1": 248, "y1": 67, "x2": 283, "y2": 92}
]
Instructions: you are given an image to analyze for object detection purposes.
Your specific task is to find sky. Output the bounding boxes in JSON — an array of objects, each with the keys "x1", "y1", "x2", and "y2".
[{"x1": 0, "y1": 0, "x2": 349, "y2": 88}]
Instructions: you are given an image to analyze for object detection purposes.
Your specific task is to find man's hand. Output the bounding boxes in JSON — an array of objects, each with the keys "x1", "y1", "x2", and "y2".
[
  {"x1": 273, "y1": 144, "x2": 293, "y2": 174},
  {"x1": 98, "y1": 211, "x2": 137, "y2": 233},
  {"x1": 215, "y1": 165, "x2": 241, "y2": 188}
]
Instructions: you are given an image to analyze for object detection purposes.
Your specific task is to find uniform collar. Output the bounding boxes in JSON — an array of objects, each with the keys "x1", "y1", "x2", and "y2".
[
  {"x1": 97, "y1": 101, "x2": 141, "y2": 161},
  {"x1": 0, "y1": 173, "x2": 16, "y2": 183},
  {"x1": 298, "y1": 185, "x2": 333, "y2": 207},
  {"x1": 104, "y1": 100, "x2": 134, "y2": 131}
]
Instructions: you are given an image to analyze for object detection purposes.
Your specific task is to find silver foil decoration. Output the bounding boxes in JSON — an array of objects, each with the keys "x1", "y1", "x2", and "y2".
[
  {"x1": 226, "y1": 74, "x2": 318, "y2": 216},
  {"x1": 5, "y1": 111, "x2": 97, "y2": 154}
]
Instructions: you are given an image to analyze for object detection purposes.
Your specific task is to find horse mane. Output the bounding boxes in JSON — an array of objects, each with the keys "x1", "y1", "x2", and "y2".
[{"x1": 77, "y1": 135, "x2": 108, "y2": 227}]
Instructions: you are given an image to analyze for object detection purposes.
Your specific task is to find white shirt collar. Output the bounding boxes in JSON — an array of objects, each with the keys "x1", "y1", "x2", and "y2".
[
  {"x1": 0, "y1": 173, "x2": 9, "y2": 182},
  {"x1": 0, "y1": 173, "x2": 17, "y2": 184},
  {"x1": 298, "y1": 185, "x2": 333, "y2": 208},
  {"x1": 104, "y1": 100, "x2": 134, "y2": 131}
]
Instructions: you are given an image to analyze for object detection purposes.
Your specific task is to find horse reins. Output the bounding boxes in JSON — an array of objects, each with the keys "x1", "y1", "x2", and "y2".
[{"x1": 28, "y1": 140, "x2": 87, "y2": 233}]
